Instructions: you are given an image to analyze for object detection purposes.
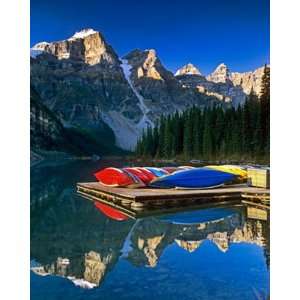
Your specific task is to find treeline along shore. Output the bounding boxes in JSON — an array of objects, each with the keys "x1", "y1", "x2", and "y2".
[{"x1": 136, "y1": 66, "x2": 270, "y2": 164}]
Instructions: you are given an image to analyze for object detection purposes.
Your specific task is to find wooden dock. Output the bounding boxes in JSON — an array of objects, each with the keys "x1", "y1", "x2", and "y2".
[{"x1": 77, "y1": 182, "x2": 270, "y2": 215}]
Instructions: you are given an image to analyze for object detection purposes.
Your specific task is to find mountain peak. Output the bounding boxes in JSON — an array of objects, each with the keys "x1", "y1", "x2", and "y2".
[
  {"x1": 144, "y1": 48, "x2": 156, "y2": 54},
  {"x1": 69, "y1": 28, "x2": 98, "y2": 40},
  {"x1": 31, "y1": 41, "x2": 49, "y2": 50},
  {"x1": 175, "y1": 63, "x2": 201, "y2": 76},
  {"x1": 207, "y1": 63, "x2": 230, "y2": 83},
  {"x1": 30, "y1": 28, "x2": 119, "y2": 65}
]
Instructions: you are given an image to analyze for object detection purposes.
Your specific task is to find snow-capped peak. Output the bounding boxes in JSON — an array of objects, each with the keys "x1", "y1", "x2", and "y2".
[
  {"x1": 207, "y1": 63, "x2": 230, "y2": 83},
  {"x1": 30, "y1": 42, "x2": 49, "y2": 58},
  {"x1": 70, "y1": 28, "x2": 98, "y2": 40},
  {"x1": 175, "y1": 63, "x2": 201, "y2": 76},
  {"x1": 31, "y1": 41, "x2": 49, "y2": 51}
]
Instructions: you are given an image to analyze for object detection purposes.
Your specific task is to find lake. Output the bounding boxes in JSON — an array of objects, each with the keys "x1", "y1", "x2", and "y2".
[{"x1": 31, "y1": 160, "x2": 270, "y2": 300}]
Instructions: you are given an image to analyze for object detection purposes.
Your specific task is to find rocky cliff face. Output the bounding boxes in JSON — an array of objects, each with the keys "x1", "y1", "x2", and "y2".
[
  {"x1": 31, "y1": 29, "x2": 144, "y2": 150},
  {"x1": 175, "y1": 63, "x2": 201, "y2": 76},
  {"x1": 230, "y1": 65, "x2": 266, "y2": 96},
  {"x1": 31, "y1": 29, "x2": 119, "y2": 65},
  {"x1": 31, "y1": 29, "x2": 219, "y2": 150},
  {"x1": 207, "y1": 63, "x2": 231, "y2": 83},
  {"x1": 30, "y1": 86, "x2": 122, "y2": 157},
  {"x1": 30, "y1": 86, "x2": 66, "y2": 151},
  {"x1": 31, "y1": 28, "x2": 266, "y2": 151},
  {"x1": 122, "y1": 49, "x2": 216, "y2": 123},
  {"x1": 175, "y1": 62, "x2": 266, "y2": 107}
]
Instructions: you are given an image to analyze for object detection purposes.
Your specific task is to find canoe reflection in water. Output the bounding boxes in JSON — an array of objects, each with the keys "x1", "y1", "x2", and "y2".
[{"x1": 31, "y1": 201, "x2": 269, "y2": 288}]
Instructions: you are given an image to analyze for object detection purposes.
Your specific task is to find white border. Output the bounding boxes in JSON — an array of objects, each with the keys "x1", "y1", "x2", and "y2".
[
  {"x1": 1, "y1": 0, "x2": 300, "y2": 299},
  {"x1": 0, "y1": 0, "x2": 29, "y2": 299},
  {"x1": 272, "y1": 0, "x2": 300, "y2": 298}
]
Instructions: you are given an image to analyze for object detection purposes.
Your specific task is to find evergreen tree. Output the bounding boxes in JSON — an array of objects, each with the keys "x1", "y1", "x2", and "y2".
[
  {"x1": 202, "y1": 108, "x2": 213, "y2": 159},
  {"x1": 192, "y1": 109, "x2": 202, "y2": 156},
  {"x1": 157, "y1": 115, "x2": 165, "y2": 157},
  {"x1": 214, "y1": 107, "x2": 225, "y2": 156},
  {"x1": 152, "y1": 126, "x2": 159, "y2": 157},
  {"x1": 172, "y1": 111, "x2": 181, "y2": 155},
  {"x1": 163, "y1": 115, "x2": 173, "y2": 157},
  {"x1": 135, "y1": 92, "x2": 269, "y2": 162},
  {"x1": 260, "y1": 64, "x2": 270, "y2": 155},
  {"x1": 183, "y1": 111, "x2": 193, "y2": 158}
]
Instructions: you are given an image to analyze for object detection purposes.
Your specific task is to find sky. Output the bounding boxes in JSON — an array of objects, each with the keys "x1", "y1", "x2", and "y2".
[{"x1": 30, "y1": 0, "x2": 269, "y2": 75}]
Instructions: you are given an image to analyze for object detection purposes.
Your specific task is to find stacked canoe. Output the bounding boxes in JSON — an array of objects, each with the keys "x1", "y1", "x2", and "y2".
[{"x1": 94, "y1": 165, "x2": 248, "y2": 190}]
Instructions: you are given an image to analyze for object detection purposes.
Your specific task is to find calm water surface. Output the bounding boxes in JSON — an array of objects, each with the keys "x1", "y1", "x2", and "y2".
[{"x1": 31, "y1": 160, "x2": 270, "y2": 300}]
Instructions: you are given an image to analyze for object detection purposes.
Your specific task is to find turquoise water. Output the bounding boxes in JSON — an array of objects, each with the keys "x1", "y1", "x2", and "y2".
[{"x1": 31, "y1": 161, "x2": 269, "y2": 300}]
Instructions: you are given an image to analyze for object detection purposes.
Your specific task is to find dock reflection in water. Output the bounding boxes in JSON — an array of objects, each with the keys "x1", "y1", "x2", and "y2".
[{"x1": 31, "y1": 161, "x2": 270, "y2": 300}]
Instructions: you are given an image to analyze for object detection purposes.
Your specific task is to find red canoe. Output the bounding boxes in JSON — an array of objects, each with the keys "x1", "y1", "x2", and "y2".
[
  {"x1": 94, "y1": 167, "x2": 145, "y2": 188},
  {"x1": 123, "y1": 167, "x2": 155, "y2": 184},
  {"x1": 137, "y1": 167, "x2": 157, "y2": 181},
  {"x1": 94, "y1": 202, "x2": 129, "y2": 221},
  {"x1": 162, "y1": 167, "x2": 180, "y2": 174}
]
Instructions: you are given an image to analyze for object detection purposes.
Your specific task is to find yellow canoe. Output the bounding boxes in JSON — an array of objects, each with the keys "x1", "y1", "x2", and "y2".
[{"x1": 205, "y1": 165, "x2": 248, "y2": 180}]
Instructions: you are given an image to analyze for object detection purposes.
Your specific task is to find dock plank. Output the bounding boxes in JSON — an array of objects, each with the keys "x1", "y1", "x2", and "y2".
[{"x1": 77, "y1": 182, "x2": 270, "y2": 203}]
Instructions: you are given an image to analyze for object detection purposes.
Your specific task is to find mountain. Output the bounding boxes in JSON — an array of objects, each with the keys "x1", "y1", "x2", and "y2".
[
  {"x1": 31, "y1": 29, "x2": 220, "y2": 151},
  {"x1": 30, "y1": 29, "x2": 146, "y2": 150},
  {"x1": 175, "y1": 63, "x2": 201, "y2": 76},
  {"x1": 207, "y1": 63, "x2": 230, "y2": 83},
  {"x1": 230, "y1": 65, "x2": 266, "y2": 96},
  {"x1": 30, "y1": 86, "x2": 124, "y2": 157},
  {"x1": 175, "y1": 63, "x2": 266, "y2": 107},
  {"x1": 122, "y1": 49, "x2": 216, "y2": 122},
  {"x1": 31, "y1": 28, "x2": 266, "y2": 152}
]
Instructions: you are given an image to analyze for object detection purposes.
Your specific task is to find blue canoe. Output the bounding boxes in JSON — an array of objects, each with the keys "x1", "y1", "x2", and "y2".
[
  {"x1": 144, "y1": 167, "x2": 168, "y2": 177},
  {"x1": 149, "y1": 167, "x2": 235, "y2": 189}
]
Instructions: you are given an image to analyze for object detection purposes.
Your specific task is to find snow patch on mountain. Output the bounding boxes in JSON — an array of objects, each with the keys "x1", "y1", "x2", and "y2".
[
  {"x1": 101, "y1": 111, "x2": 140, "y2": 150},
  {"x1": 30, "y1": 49, "x2": 44, "y2": 58},
  {"x1": 30, "y1": 42, "x2": 49, "y2": 58},
  {"x1": 31, "y1": 42, "x2": 49, "y2": 50},
  {"x1": 175, "y1": 63, "x2": 201, "y2": 76},
  {"x1": 120, "y1": 59, "x2": 153, "y2": 129},
  {"x1": 70, "y1": 28, "x2": 97, "y2": 40}
]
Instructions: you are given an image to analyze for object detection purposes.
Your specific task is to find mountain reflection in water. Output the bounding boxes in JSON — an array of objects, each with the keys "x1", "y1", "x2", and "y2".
[{"x1": 31, "y1": 161, "x2": 270, "y2": 300}]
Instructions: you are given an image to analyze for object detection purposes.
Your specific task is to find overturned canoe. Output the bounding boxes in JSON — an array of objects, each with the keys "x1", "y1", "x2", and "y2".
[
  {"x1": 149, "y1": 167, "x2": 236, "y2": 189},
  {"x1": 144, "y1": 167, "x2": 169, "y2": 177},
  {"x1": 94, "y1": 167, "x2": 145, "y2": 188},
  {"x1": 162, "y1": 167, "x2": 179, "y2": 174},
  {"x1": 205, "y1": 165, "x2": 248, "y2": 180},
  {"x1": 123, "y1": 167, "x2": 154, "y2": 184}
]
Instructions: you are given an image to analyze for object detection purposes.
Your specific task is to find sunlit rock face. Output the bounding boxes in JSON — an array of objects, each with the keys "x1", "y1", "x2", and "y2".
[
  {"x1": 30, "y1": 27, "x2": 267, "y2": 150},
  {"x1": 30, "y1": 29, "x2": 218, "y2": 150},
  {"x1": 31, "y1": 29, "x2": 118, "y2": 65},
  {"x1": 30, "y1": 29, "x2": 144, "y2": 150},
  {"x1": 175, "y1": 63, "x2": 202, "y2": 76},
  {"x1": 123, "y1": 49, "x2": 216, "y2": 124},
  {"x1": 176, "y1": 71, "x2": 245, "y2": 107},
  {"x1": 176, "y1": 62, "x2": 267, "y2": 107},
  {"x1": 230, "y1": 65, "x2": 266, "y2": 96},
  {"x1": 207, "y1": 63, "x2": 231, "y2": 83}
]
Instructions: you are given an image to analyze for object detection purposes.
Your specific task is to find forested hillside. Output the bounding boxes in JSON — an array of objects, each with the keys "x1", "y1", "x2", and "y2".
[{"x1": 136, "y1": 66, "x2": 270, "y2": 162}]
